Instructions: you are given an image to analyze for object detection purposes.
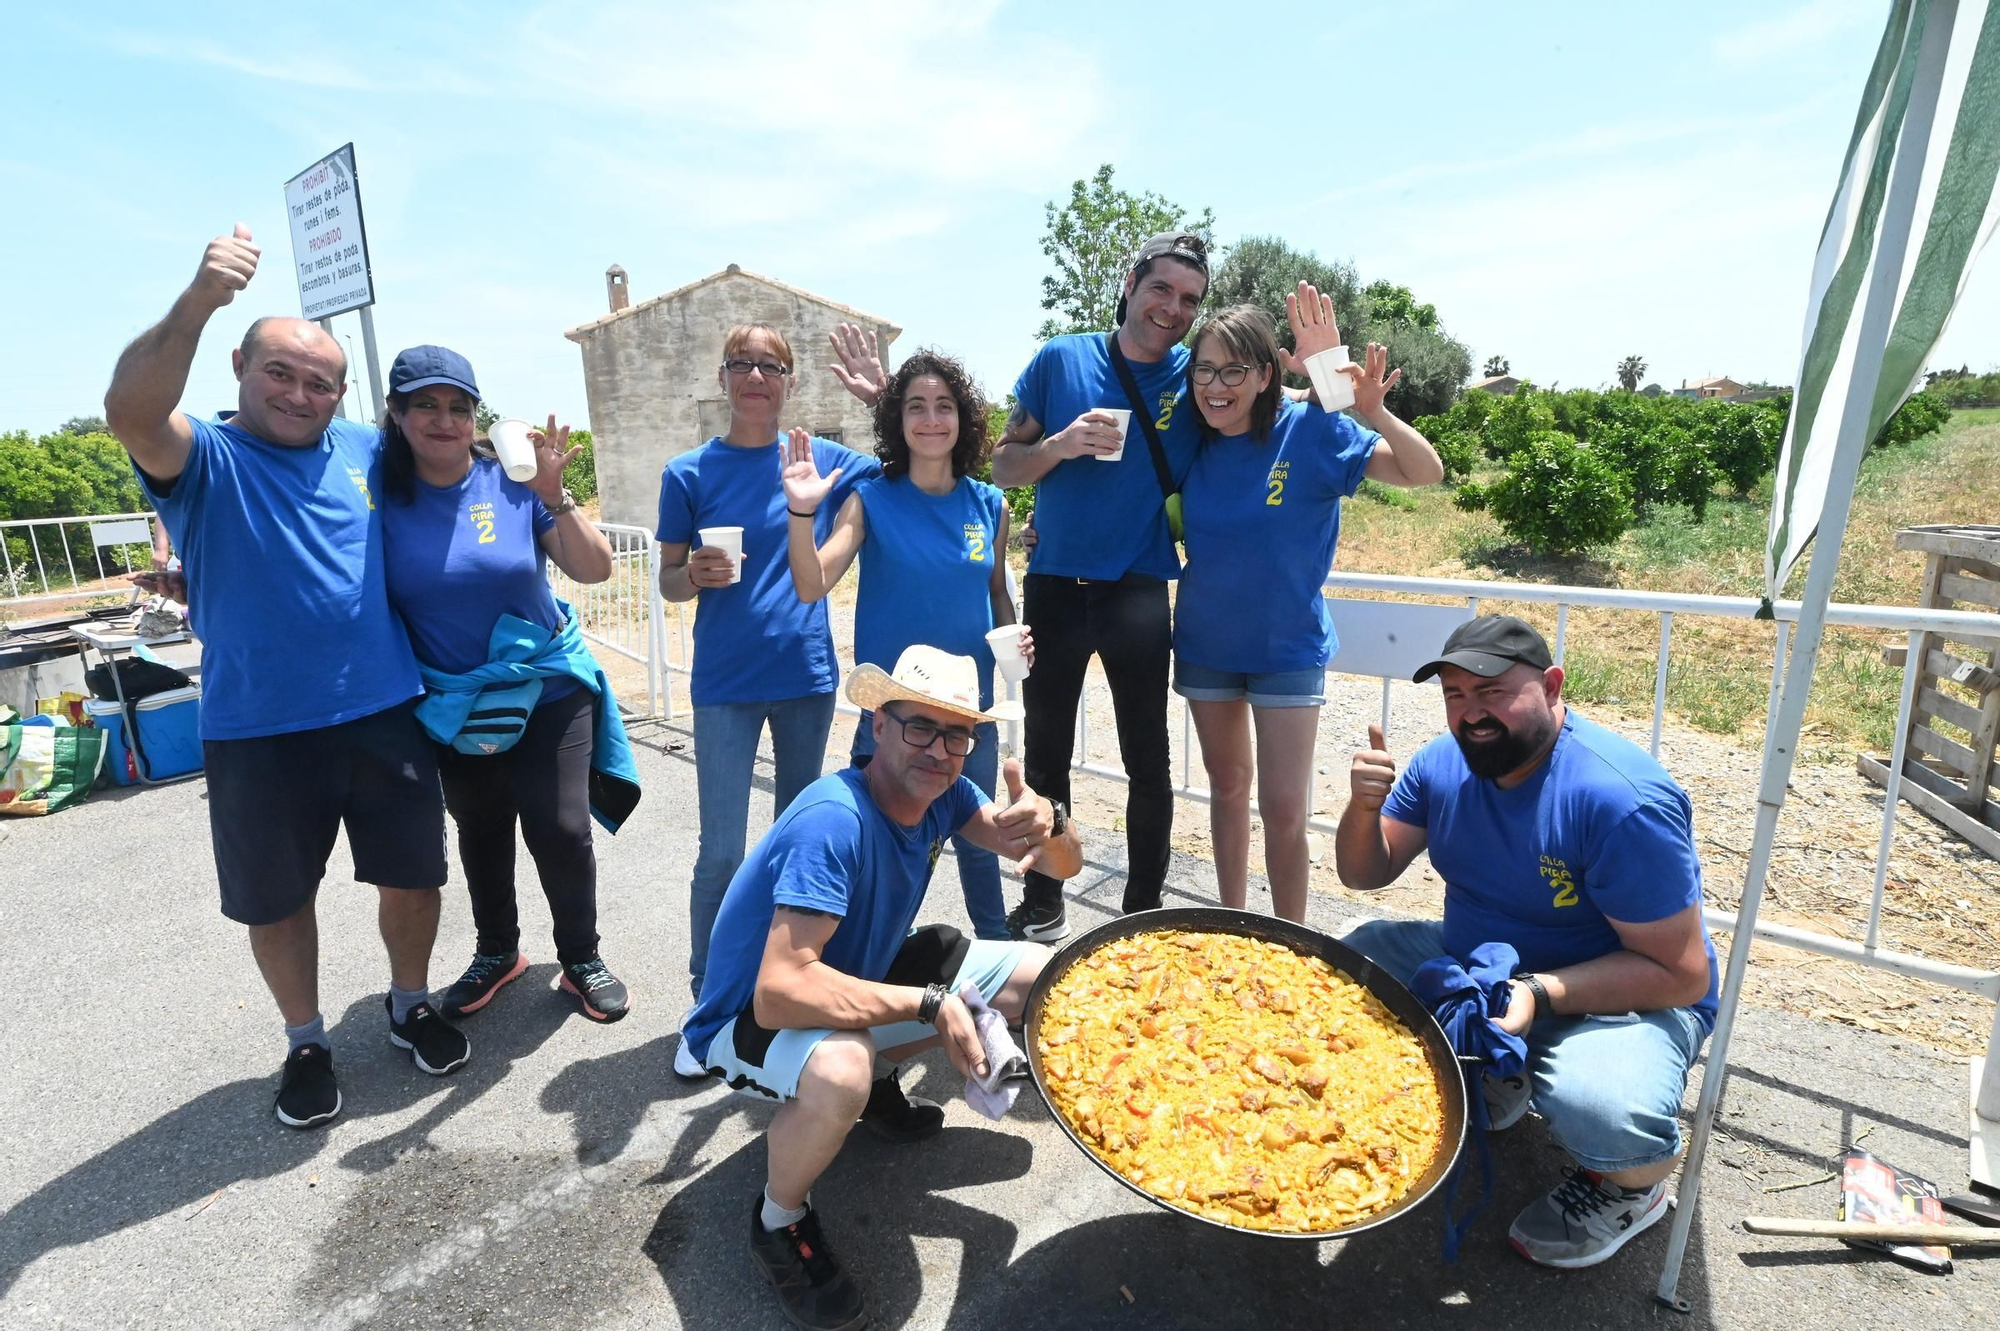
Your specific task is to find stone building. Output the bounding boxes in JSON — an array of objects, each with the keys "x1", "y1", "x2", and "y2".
[{"x1": 565, "y1": 263, "x2": 901, "y2": 529}]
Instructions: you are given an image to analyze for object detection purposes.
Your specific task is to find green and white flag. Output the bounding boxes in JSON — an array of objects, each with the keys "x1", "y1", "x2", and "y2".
[{"x1": 1766, "y1": 0, "x2": 2000, "y2": 603}]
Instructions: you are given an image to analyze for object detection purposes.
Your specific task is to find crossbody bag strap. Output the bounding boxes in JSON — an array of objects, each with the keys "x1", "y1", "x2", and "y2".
[{"x1": 1106, "y1": 333, "x2": 1180, "y2": 501}]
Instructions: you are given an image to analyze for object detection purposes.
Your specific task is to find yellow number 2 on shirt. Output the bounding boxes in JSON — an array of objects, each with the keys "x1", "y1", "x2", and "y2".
[
  {"x1": 475, "y1": 518, "x2": 496, "y2": 544},
  {"x1": 1266, "y1": 477, "x2": 1285, "y2": 507}
]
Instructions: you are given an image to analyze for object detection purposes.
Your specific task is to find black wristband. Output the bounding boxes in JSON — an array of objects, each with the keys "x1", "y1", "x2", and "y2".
[
  {"x1": 1512, "y1": 972, "x2": 1551, "y2": 1022},
  {"x1": 787, "y1": 508, "x2": 816, "y2": 519},
  {"x1": 918, "y1": 983, "x2": 948, "y2": 1025}
]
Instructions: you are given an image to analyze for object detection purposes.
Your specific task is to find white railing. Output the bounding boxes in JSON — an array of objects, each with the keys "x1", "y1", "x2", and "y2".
[
  {"x1": 1, "y1": 512, "x2": 157, "y2": 612},
  {"x1": 546, "y1": 522, "x2": 666, "y2": 719}
]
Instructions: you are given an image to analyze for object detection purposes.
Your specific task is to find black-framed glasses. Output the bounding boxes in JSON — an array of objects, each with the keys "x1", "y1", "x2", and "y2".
[
  {"x1": 722, "y1": 358, "x2": 789, "y2": 378},
  {"x1": 881, "y1": 705, "x2": 977, "y2": 757},
  {"x1": 1190, "y1": 362, "x2": 1255, "y2": 387}
]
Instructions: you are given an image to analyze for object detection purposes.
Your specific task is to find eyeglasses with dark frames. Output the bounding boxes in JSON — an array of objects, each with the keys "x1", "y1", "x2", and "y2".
[
  {"x1": 721, "y1": 358, "x2": 790, "y2": 378},
  {"x1": 1190, "y1": 362, "x2": 1255, "y2": 387},
  {"x1": 881, "y1": 705, "x2": 977, "y2": 757}
]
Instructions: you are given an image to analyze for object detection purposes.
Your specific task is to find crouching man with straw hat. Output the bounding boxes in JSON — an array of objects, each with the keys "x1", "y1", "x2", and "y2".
[{"x1": 677, "y1": 645, "x2": 1081, "y2": 1331}]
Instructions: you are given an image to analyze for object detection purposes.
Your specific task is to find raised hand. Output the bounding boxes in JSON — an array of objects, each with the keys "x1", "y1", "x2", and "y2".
[
  {"x1": 1349, "y1": 723, "x2": 1398, "y2": 812},
  {"x1": 527, "y1": 413, "x2": 581, "y2": 504},
  {"x1": 1275, "y1": 279, "x2": 1344, "y2": 379},
  {"x1": 992, "y1": 757, "x2": 1056, "y2": 870},
  {"x1": 827, "y1": 322, "x2": 888, "y2": 407},
  {"x1": 780, "y1": 425, "x2": 841, "y2": 514},
  {"x1": 191, "y1": 224, "x2": 260, "y2": 309},
  {"x1": 1342, "y1": 342, "x2": 1404, "y2": 419}
]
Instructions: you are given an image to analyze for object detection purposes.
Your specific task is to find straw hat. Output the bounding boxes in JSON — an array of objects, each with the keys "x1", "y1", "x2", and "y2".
[{"x1": 845, "y1": 645, "x2": 1024, "y2": 725}]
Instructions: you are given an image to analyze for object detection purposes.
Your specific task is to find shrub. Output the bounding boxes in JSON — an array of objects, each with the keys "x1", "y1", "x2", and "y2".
[
  {"x1": 1481, "y1": 388, "x2": 1556, "y2": 461},
  {"x1": 1871, "y1": 389, "x2": 1951, "y2": 448},
  {"x1": 1692, "y1": 400, "x2": 1779, "y2": 495},
  {"x1": 1485, "y1": 432, "x2": 1635, "y2": 555},
  {"x1": 561, "y1": 428, "x2": 598, "y2": 504},
  {"x1": 1453, "y1": 481, "x2": 1488, "y2": 511},
  {"x1": 1431, "y1": 429, "x2": 1482, "y2": 482},
  {"x1": 1592, "y1": 423, "x2": 1715, "y2": 516}
]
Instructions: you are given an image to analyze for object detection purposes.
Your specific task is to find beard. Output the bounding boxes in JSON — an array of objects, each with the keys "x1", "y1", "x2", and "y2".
[{"x1": 1453, "y1": 713, "x2": 1556, "y2": 780}]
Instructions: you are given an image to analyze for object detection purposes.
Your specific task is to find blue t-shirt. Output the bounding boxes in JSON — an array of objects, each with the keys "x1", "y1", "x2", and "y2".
[
  {"x1": 853, "y1": 475, "x2": 1007, "y2": 709},
  {"x1": 136, "y1": 416, "x2": 420, "y2": 740},
  {"x1": 1174, "y1": 400, "x2": 1380, "y2": 674},
  {"x1": 655, "y1": 435, "x2": 880, "y2": 707},
  {"x1": 380, "y1": 456, "x2": 576, "y2": 707},
  {"x1": 683, "y1": 766, "x2": 988, "y2": 1060},
  {"x1": 1012, "y1": 333, "x2": 1199, "y2": 581},
  {"x1": 1381, "y1": 710, "x2": 1720, "y2": 1032}
]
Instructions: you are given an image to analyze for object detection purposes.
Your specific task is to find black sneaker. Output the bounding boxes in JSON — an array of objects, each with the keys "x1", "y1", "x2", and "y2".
[
  {"x1": 559, "y1": 957, "x2": 631, "y2": 1023},
  {"x1": 1005, "y1": 898, "x2": 1070, "y2": 942},
  {"x1": 859, "y1": 1070, "x2": 944, "y2": 1143},
  {"x1": 748, "y1": 1194, "x2": 867, "y2": 1331},
  {"x1": 437, "y1": 950, "x2": 529, "y2": 1018},
  {"x1": 385, "y1": 996, "x2": 471, "y2": 1075},
  {"x1": 275, "y1": 1042, "x2": 342, "y2": 1129}
]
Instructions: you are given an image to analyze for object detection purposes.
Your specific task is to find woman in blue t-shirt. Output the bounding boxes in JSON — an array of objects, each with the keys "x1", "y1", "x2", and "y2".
[
  {"x1": 652, "y1": 324, "x2": 881, "y2": 1007},
  {"x1": 1175, "y1": 290, "x2": 1444, "y2": 922},
  {"x1": 376, "y1": 345, "x2": 632, "y2": 1024},
  {"x1": 782, "y1": 348, "x2": 1028, "y2": 940}
]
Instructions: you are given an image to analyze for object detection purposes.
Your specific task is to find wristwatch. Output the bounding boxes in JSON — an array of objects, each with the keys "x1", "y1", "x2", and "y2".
[
  {"x1": 548, "y1": 488, "x2": 578, "y2": 516},
  {"x1": 1511, "y1": 972, "x2": 1551, "y2": 1022},
  {"x1": 1049, "y1": 799, "x2": 1069, "y2": 839}
]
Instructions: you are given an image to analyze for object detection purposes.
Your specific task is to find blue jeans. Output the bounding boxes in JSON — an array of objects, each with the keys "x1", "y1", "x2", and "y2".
[
  {"x1": 1341, "y1": 919, "x2": 1707, "y2": 1173},
  {"x1": 688, "y1": 692, "x2": 838, "y2": 997},
  {"x1": 852, "y1": 713, "x2": 1008, "y2": 941}
]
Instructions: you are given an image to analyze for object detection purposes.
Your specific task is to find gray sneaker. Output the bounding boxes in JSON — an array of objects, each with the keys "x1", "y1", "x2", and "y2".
[
  {"x1": 1509, "y1": 1168, "x2": 1668, "y2": 1269},
  {"x1": 1482, "y1": 1071, "x2": 1532, "y2": 1131}
]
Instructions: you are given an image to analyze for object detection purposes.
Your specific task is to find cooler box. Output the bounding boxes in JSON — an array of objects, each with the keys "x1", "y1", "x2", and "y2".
[{"x1": 83, "y1": 687, "x2": 203, "y2": 784}]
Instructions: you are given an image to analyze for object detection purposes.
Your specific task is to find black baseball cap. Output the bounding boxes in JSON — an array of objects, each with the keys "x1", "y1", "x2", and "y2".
[
  {"x1": 1411, "y1": 616, "x2": 1554, "y2": 683},
  {"x1": 1116, "y1": 231, "x2": 1211, "y2": 324}
]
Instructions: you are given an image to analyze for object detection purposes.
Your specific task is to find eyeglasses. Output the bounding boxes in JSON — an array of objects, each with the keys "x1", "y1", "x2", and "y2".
[
  {"x1": 881, "y1": 705, "x2": 977, "y2": 757},
  {"x1": 722, "y1": 358, "x2": 790, "y2": 378},
  {"x1": 1190, "y1": 362, "x2": 1256, "y2": 387}
]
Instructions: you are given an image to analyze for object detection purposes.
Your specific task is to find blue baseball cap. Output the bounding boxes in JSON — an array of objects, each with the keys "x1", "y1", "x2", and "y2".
[{"x1": 388, "y1": 345, "x2": 481, "y2": 400}]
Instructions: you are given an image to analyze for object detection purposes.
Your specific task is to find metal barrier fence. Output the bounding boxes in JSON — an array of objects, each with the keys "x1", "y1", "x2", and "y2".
[
  {"x1": 1, "y1": 512, "x2": 157, "y2": 613},
  {"x1": 545, "y1": 522, "x2": 667, "y2": 719}
]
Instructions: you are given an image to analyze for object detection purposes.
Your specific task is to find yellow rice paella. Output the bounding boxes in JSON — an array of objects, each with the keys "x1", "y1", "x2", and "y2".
[{"x1": 1035, "y1": 928, "x2": 1445, "y2": 1232}]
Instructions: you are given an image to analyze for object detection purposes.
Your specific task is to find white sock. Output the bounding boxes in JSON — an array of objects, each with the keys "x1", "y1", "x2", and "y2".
[{"x1": 761, "y1": 1186, "x2": 809, "y2": 1232}]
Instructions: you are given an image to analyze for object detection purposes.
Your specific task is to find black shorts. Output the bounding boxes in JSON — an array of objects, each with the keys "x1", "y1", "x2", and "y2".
[{"x1": 203, "y1": 699, "x2": 448, "y2": 925}]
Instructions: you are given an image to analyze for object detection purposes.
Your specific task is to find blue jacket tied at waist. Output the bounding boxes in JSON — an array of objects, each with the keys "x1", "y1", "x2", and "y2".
[{"x1": 414, "y1": 603, "x2": 642, "y2": 833}]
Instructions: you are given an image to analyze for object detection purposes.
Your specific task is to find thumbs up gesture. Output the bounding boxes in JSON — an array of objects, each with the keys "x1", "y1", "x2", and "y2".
[
  {"x1": 1350, "y1": 723, "x2": 1398, "y2": 812},
  {"x1": 191, "y1": 223, "x2": 261, "y2": 310},
  {"x1": 991, "y1": 757, "x2": 1056, "y2": 871}
]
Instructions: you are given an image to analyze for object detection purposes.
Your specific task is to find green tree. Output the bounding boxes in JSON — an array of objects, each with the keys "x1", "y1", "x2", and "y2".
[
  {"x1": 58, "y1": 414, "x2": 108, "y2": 436},
  {"x1": 1483, "y1": 355, "x2": 1510, "y2": 377},
  {"x1": 1036, "y1": 164, "x2": 1214, "y2": 340},
  {"x1": 1362, "y1": 281, "x2": 1438, "y2": 330},
  {"x1": 1486, "y1": 433, "x2": 1636, "y2": 555},
  {"x1": 475, "y1": 402, "x2": 500, "y2": 435},
  {"x1": 1615, "y1": 355, "x2": 1647, "y2": 391}
]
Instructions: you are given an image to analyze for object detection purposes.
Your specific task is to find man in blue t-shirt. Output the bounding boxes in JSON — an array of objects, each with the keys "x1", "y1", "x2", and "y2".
[
  {"x1": 989, "y1": 231, "x2": 1209, "y2": 942},
  {"x1": 104, "y1": 227, "x2": 466, "y2": 1133},
  {"x1": 1334, "y1": 616, "x2": 1717, "y2": 1271},
  {"x1": 678, "y1": 646, "x2": 1082, "y2": 1331}
]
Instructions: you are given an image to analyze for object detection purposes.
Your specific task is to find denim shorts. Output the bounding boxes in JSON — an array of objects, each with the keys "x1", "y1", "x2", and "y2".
[
  {"x1": 1340, "y1": 918, "x2": 1708, "y2": 1173},
  {"x1": 1173, "y1": 658, "x2": 1327, "y2": 708}
]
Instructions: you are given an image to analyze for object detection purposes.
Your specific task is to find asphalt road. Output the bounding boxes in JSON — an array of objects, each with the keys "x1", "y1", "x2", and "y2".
[{"x1": 2, "y1": 709, "x2": 1995, "y2": 1330}]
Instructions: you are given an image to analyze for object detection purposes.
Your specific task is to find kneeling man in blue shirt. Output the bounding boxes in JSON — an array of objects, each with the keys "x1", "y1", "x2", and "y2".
[
  {"x1": 679, "y1": 646, "x2": 1082, "y2": 1331},
  {"x1": 1335, "y1": 616, "x2": 1717, "y2": 1271}
]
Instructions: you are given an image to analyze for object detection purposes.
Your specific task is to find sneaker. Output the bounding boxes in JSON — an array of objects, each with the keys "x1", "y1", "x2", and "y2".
[
  {"x1": 1483, "y1": 1071, "x2": 1533, "y2": 1131},
  {"x1": 1005, "y1": 898, "x2": 1070, "y2": 942},
  {"x1": 275, "y1": 1043, "x2": 342, "y2": 1129},
  {"x1": 559, "y1": 957, "x2": 630, "y2": 1023},
  {"x1": 437, "y1": 950, "x2": 529, "y2": 1018},
  {"x1": 385, "y1": 996, "x2": 471, "y2": 1076},
  {"x1": 859, "y1": 1070, "x2": 944, "y2": 1143},
  {"x1": 674, "y1": 1004, "x2": 708, "y2": 1079},
  {"x1": 1509, "y1": 1168, "x2": 1669, "y2": 1269},
  {"x1": 747, "y1": 1194, "x2": 867, "y2": 1331}
]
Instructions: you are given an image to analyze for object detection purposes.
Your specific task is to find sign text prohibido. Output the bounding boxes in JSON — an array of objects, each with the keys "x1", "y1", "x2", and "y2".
[{"x1": 284, "y1": 144, "x2": 374, "y2": 320}]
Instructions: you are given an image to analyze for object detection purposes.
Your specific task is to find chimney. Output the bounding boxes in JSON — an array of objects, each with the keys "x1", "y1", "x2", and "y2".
[{"x1": 606, "y1": 264, "x2": 630, "y2": 314}]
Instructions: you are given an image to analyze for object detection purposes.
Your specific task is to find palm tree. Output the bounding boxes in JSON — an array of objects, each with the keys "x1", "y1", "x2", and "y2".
[
  {"x1": 1616, "y1": 355, "x2": 1648, "y2": 391},
  {"x1": 1483, "y1": 355, "x2": 1510, "y2": 377}
]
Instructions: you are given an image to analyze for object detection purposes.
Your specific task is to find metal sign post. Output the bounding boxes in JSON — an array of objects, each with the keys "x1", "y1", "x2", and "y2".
[{"x1": 285, "y1": 143, "x2": 379, "y2": 419}]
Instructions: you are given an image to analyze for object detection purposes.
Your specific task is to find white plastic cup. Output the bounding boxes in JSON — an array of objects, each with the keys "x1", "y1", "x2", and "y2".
[
  {"x1": 1094, "y1": 408, "x2": 1132, "y2": 461},
  {"x1": 697, "y1": 526, "x2": 744, "y2": 584},
  {"x1": 986, "y1": 624, "x2": 1030, "y2": 684},
  {"x1": 487, "y1": 418, "x2": 541, "y2": 483},
  {"x1": 1303, "y1": 347, "x2": 1357, "y2": 412}
]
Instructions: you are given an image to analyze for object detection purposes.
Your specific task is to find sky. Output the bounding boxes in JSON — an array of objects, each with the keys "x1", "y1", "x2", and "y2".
[{"x1": 5, "y1": 0, "x2": 1997, "y2": 435}]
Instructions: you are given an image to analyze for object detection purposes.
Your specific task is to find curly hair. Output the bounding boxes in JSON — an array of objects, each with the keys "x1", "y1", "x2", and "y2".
[{"x1": 871, "y1": 349, "x2": 991, "y2": 480}]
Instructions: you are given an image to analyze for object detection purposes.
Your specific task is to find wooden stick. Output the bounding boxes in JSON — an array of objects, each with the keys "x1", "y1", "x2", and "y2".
[{"x1": 1742, "y1": 1215, "x2": 2000, "y2": 1244}]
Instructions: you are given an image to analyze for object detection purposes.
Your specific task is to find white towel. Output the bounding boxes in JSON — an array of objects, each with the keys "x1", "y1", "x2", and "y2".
[{"x1": 959, "y1": 983, "x2": 1027, "y2": 1120}]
